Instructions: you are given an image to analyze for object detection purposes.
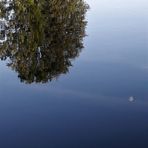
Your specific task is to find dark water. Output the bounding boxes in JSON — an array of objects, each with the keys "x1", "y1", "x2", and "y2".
[{"x1": 0, "y1": 0, "x2": 148, "y2": 147}]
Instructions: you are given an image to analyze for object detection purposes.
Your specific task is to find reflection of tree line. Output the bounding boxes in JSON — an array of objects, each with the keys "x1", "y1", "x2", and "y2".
[{"x1": 0, "y1": 0, "x2": 89, "y2": 83}]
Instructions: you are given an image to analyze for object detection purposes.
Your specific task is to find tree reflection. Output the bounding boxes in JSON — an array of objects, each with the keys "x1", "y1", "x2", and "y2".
[{"x1": 0, "y1": 0, "x2": 89, "y2": 83}]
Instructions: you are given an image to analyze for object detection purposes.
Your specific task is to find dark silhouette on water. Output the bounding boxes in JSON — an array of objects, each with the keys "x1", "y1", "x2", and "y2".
[{"x1": 0, "y1": 0, "x2": 89, "y2": 83}]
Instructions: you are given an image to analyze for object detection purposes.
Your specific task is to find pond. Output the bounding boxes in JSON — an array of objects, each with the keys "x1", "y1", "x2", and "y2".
[{"x1": 0, "y1": 0, "x2": 148, "y2": 147}]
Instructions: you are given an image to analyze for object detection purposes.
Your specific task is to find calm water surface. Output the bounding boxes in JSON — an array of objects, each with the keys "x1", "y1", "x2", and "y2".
[{"x1": 0, "y1": 0, "x2": 148, "y2": 147}]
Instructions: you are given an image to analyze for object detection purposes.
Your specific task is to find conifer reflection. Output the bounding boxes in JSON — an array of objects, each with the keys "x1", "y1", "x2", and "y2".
[{"x1": 0, "y1": 0, "x2": 88, "y2": 83}]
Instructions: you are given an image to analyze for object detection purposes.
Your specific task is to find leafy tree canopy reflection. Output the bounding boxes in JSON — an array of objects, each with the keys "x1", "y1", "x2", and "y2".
[{"x1": 0, "y1": 0, "x2": 89, "y2": 83}]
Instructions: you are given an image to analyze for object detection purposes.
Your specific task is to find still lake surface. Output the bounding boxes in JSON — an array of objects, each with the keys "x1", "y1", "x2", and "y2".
[{"x1": 0, "y1": 0, "x2": 148, "y2": 147}]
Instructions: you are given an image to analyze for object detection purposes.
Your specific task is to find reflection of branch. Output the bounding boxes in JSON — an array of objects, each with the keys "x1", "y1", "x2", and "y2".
[{"x1": 0, "y1": 19, "x2": 6, "y2": 43}]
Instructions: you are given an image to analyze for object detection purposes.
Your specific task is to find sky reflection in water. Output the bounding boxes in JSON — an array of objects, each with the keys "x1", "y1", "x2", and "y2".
[{"x1": 0, "y1": 0, "x2": 148, "y2": 148}]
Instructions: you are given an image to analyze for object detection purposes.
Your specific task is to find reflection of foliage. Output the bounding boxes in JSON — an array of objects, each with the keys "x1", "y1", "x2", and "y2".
[{"x1": 0, "y1": 0, "x2": 89, "y2": 83}]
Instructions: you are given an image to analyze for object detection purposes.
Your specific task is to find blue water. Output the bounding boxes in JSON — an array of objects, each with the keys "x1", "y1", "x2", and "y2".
[{"x1": 0, "y1": 0, "x2": 148, "y2": 147}]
